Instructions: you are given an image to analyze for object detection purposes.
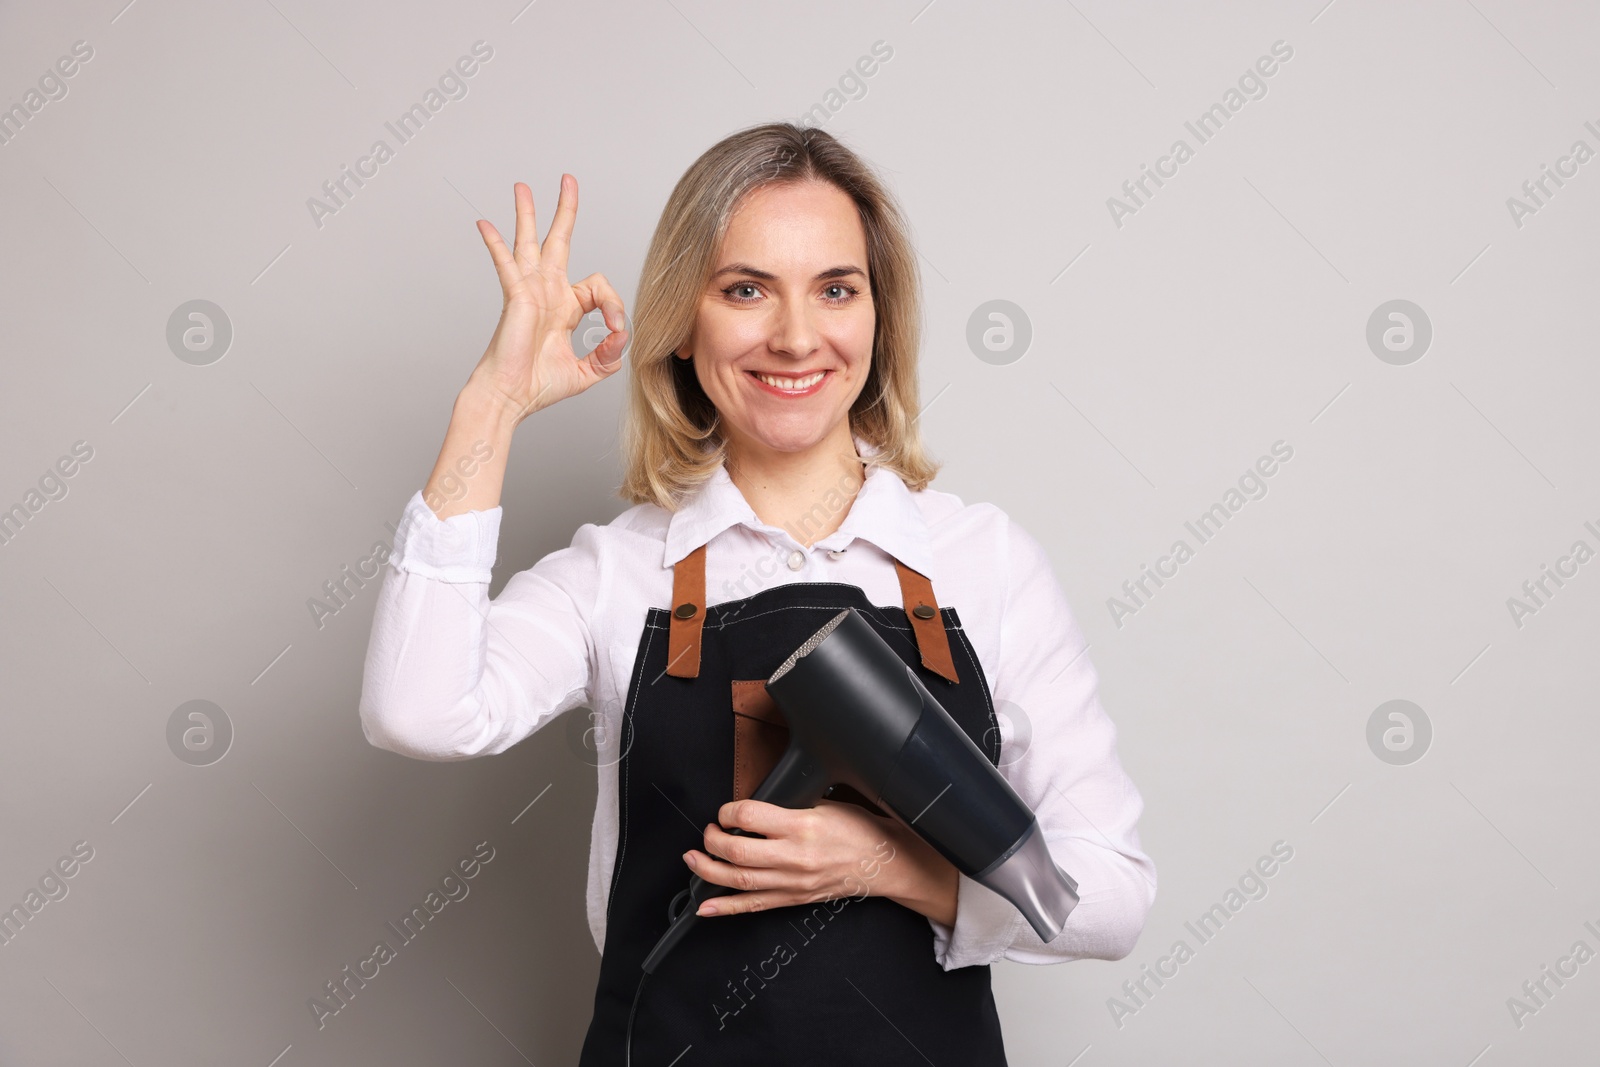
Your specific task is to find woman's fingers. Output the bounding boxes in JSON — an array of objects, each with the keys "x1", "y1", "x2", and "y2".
[
  {"x1": 700, "y1": 821, "x2": 789, "y2": 872},
  {"x1": 685, "y1": 844, "x2": 871, "y2": 916},
  {"x1": 538, "y1": 173, "x2": 579, "y2": 271},
  {"x1": 579, "y1": 329, "x2": 626, "y2": 377},
  {"x1": 569, "y1": 271, "x2": 628, "y2": 377},
  {"x1": 717, "y1": 798, "x2": 836, "y2": 840},
  {"x1": 695, "y1": 800, "x2": 854, "y2": 880},
  {"x1": 687, "y1": 801, "x2": 894, "y2": 917},
  {"x1": 686, "y1": 845, "x2": 768, "y2": 893},
  {"x1": 570, "y1": 272, "x2": 627, "y2": 332},
  {"x1": 476, "y1": 219, "x2": 523, "y2": 299},
  {"x1": 511, "y1": 181, "x2": 539, "y2": 272}
]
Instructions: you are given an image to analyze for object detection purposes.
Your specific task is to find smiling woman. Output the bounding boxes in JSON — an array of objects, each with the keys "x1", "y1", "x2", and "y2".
[
  {"x1": 663, "y1": 179, "x2": 877, "y2": 518},
  {"x1": 620, "y1": 123, "x2": 936, "y2": 519},
  {"x1": 359, "y1": 120, "x2": 1156, "y2": 1067}
]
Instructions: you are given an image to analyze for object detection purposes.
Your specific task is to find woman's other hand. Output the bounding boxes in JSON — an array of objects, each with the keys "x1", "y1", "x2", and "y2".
[
  {"x1": 469, "y1": 176, "x2": 629, "y2": 423},
  {"x1": 420, "y1": 176, "x2": 628, "y2": 519},
  {"x1": 684, "y1": 798, "x2": 960, "y2": 927}
]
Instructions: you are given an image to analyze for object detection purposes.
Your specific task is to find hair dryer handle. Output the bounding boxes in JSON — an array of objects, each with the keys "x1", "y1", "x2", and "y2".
[
  {"x1": 749, "y1": 742, "x2": 834, "y2": 809},
  {"x1": 686, "y1": 744, "x2": 831, "y2": 914},
  {"x1": 688, "y1": 745, "x2": 831, "y2": 915},
  {"x1": 640, "y1": 741, "x2": 833, "y2": 975}
]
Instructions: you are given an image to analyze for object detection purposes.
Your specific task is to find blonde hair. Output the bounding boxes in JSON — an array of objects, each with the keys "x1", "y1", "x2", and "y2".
[{"x1": 617, "y1": 121, "x2": 940, "y2": 510}]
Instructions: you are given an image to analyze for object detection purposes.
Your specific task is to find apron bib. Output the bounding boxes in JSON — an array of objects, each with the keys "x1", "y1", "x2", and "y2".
[{"x1": 578, "y1": 540, "x2": 1010, "y2": 1065}]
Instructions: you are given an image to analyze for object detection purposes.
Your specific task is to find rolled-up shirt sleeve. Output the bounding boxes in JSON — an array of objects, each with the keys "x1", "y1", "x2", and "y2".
[
  {"x1": 358, "y1": 490, "x2": 598, "y2": 761},
  {"x1": 928, "y1": 513, "x2": 1157, "y2": 970}
]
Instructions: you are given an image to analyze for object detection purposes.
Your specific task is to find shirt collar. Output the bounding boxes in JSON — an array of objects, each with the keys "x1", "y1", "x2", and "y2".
[{"x1": 662, "y1": 434, "x2": 934, "y2": 577}]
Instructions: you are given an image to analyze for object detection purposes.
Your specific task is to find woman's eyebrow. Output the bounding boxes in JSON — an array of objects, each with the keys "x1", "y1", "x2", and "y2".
[{"x1": 710, "y1": 263, "x2": 866, "y2": 282}]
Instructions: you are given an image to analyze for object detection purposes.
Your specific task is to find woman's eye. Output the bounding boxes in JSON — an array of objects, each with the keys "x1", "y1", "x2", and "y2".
[{"x1": 722, "y1": 282, "x2": 859, "y2": 303}]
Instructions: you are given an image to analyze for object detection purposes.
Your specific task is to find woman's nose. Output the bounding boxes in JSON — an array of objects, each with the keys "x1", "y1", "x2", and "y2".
[{"x1": 769, "y1": 300, "x2": 821, "y2": 359}]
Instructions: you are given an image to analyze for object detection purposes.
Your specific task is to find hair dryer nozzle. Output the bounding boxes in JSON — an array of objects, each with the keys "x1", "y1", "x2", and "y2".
[{"x1": 978, "y1": 819, "x2": 1080, "y2": 943}]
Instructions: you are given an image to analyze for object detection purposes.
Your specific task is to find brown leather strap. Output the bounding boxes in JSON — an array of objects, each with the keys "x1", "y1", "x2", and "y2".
[
  {"x1": 894, "y1": 559, "x2": 960, "y2": 684},
  {"x1": 667, "y1": 541, "x2": 960, "y2": 684},
  {"x1": 665, "y1": 543, "x2": 707, "y2": 678}
]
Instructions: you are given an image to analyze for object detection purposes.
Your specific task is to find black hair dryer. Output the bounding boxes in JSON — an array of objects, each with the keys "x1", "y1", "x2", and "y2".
[{"x1": 641, "y1": 607, "x2": 1080, "y2": 974}]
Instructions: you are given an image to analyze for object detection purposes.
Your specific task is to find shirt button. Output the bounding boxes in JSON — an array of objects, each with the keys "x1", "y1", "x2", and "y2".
[
  {"x1": 786, "y1": 550, "x2": 805, "y2": 571},
  {"x1": 827, "y1": 549, "x2": 845, "y2": 560}
]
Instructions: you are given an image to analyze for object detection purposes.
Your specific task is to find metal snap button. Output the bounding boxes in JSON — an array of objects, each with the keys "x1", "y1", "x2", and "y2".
[
  {"x1": 912, "y1": 603, "x2": 936, "y2": 619},
  {"x1": 673, "y1": 602, "x2": 698, "y2": 619},
  {"x1": 787, "y1": 550, "x2": 805, "y2": 571}
]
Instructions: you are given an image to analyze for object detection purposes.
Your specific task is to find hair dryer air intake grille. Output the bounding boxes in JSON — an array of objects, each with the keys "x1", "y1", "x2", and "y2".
[{"x1": 768, "y1": 609, "x2": 850, "y2": 685}]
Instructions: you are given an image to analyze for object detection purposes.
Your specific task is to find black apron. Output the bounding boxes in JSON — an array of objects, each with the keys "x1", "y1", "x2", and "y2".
[{"x1": 578, "y1": 537, "x2": 1010, "y2": 1066}]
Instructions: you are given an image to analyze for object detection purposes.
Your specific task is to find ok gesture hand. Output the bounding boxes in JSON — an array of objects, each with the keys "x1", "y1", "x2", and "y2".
[{"x1": 469, "y1": 175, "x2": 629, "y2": 423}]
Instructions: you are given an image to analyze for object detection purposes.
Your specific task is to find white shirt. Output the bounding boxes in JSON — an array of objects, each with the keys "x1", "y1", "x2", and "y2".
[{"x1": 359, "y1": 438, "x2": 1156, "y2": 971}]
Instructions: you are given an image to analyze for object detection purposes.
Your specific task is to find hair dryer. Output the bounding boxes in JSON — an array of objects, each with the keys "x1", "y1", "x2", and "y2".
[{"x1": 640, "y1": 606, "x2": 1080, "y2": 974}]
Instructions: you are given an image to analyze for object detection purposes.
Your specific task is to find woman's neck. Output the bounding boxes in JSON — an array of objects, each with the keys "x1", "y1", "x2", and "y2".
[{"x1": 725, "y1": 428, "x2": 867, "y2": 548}]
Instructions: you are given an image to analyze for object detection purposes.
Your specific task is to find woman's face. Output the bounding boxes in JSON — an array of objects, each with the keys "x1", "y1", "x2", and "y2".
[{"x1": 684, "y1": 179, "x2": 875, "y2": 464}]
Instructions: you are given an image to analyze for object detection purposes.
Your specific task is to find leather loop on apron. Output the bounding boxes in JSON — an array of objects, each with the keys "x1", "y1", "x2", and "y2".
[
  {"x1": 666, "y1": 542, "x2": 707, "y2": 678},
  {"x1": 893, "y1": 560, "x2": 960, "y2": 684},
  {"x1": 667, "y1": 544, "x2": 960, "y2": 684}
]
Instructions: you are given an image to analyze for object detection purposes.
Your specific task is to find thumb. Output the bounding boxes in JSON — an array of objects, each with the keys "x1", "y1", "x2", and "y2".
[{"x1": 579, "y1": 312, "x2": 628, "y2": 378}]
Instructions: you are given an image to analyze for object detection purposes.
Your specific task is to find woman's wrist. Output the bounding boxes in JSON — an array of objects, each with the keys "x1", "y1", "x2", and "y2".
[
  {"x1": 455, "y1": 376, "x2": 528, "y2": 436},
  {"x1": 421, "y1": 384, "x2": 520, "y2": 519},
  {"x1": 877, "y1": 817, "x2": 960, "y2": 927}
]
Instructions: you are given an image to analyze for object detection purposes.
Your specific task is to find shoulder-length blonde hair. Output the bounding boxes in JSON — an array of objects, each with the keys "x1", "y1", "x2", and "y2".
[{"x1": 617, "y1": 121, "x2": 940, "y2": 510}]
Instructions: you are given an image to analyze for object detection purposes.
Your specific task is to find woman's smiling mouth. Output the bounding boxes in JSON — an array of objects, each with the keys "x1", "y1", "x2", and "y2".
[{"x1": 747, "y1": 369, "x2": 831, "y2": 396}]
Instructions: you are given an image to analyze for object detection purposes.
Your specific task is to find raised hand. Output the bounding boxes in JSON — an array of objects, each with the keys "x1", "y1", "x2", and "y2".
[
  {"x1": 468, "y1": 175, "x2": 629, "y2": 424},
  {"x1": 420, "y1": 175, "x2": 628, "y2": 519}
]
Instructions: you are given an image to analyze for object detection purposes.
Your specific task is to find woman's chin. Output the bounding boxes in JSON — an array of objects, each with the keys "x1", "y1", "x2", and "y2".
[{"x1": 733, "y1": 421, "x2": 839, "y2": 457}]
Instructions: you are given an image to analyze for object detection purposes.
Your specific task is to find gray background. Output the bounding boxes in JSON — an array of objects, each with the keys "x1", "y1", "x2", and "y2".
[{"x1": 1, "y1": 0, "x2": 1595, "y2": 1063}]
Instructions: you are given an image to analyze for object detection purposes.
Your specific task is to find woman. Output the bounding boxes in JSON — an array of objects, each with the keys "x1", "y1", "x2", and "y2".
[{"x1": 360, "y1": 122, "x2": 1156, "y2": 1064}]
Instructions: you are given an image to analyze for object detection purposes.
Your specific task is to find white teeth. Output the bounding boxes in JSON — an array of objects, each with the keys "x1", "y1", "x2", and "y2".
[{"x1": 754, "y1": 371, "x2": 825, "y2": 390}]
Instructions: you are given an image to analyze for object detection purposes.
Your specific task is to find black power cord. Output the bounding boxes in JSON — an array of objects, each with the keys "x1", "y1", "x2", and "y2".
[
  {"x1": 626, "y1": 886, "x2": 693, "y2": 1066},
  {"x1": 624, "y1": 968, "x2": 648, "y2": 1067}
]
